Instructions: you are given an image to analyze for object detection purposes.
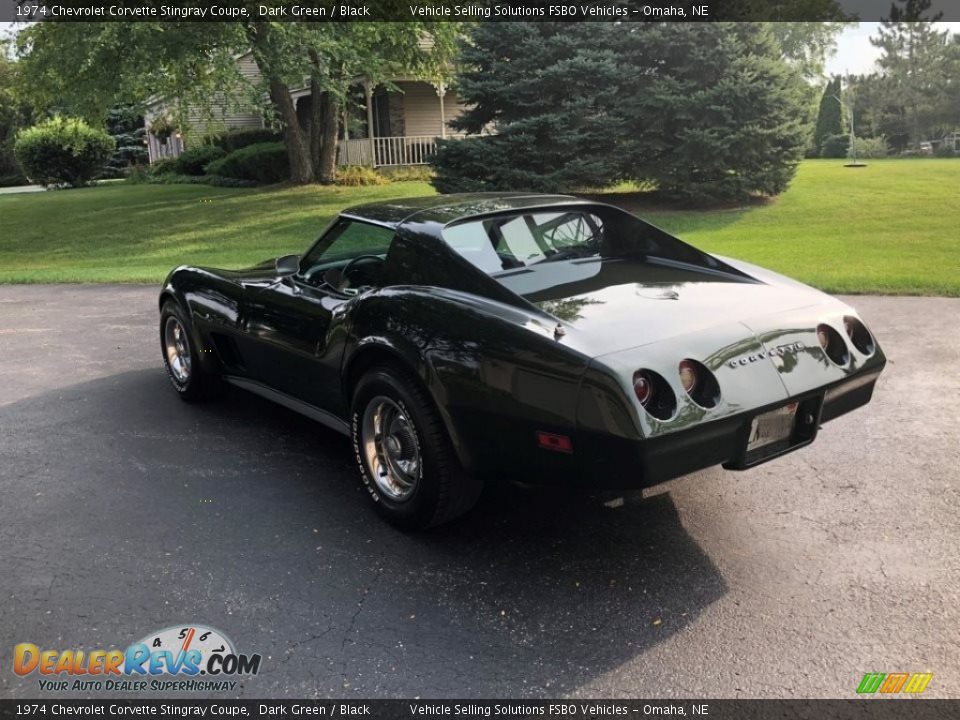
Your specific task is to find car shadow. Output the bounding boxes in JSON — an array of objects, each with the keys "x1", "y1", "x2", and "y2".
[{"x1": 0, "y1": 368, "x2": 727, "y2": 699}]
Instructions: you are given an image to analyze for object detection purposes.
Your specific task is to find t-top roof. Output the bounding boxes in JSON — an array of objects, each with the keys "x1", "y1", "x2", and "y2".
[{"x1": 341, "y1": 192, "x2": 585, "y2": 229}]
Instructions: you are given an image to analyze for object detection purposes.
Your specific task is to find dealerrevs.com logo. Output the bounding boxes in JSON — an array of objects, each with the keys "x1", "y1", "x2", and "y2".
[{"x1": 14, "y1": 624, "x2": 261, "y2": 692}]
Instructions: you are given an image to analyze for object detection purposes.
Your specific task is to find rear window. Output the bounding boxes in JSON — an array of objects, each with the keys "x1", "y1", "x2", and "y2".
[{"x1": 443, "y1": 211, "x2": 604, "y2": 274}]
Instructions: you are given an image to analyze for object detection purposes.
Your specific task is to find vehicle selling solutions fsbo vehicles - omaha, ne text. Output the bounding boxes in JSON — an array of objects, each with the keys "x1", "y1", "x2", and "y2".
[{"x1": 158, "y1": 194, "x2": 885, "y2": 528}]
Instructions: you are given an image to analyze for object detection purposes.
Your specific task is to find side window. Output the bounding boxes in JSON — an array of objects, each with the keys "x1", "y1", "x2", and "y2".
[
  {"x1": 301, "y1": 219, "x2": 395, "y2": 277},
  {"x1": 442, "y1": 221, "x2": 505, "y2": 274}
]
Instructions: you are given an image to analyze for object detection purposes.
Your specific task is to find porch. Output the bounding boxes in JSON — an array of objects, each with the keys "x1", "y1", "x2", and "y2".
[
  {"x1": 337, "y1": 134, "x2": 461, "y2": 167},
  {"x1": 297, "y1": 79, "x2": 466, "y2": 168}
]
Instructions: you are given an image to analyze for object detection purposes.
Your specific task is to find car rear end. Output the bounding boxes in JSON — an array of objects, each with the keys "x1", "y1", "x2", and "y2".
[{"x1": 573, "y1": 305, "x2": 885, "y2": 489}]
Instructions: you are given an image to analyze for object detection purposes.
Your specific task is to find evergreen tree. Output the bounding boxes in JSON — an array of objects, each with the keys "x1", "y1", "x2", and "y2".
[
  {"x1": 434, "y1": 23, "x2": 812, "y2": 204},
  {"x1": 871, "y1": 0, "x2": 951, "y2": 148},
  {"x1": 813, "y1": 77, "x2": 844, "y2": 156},
  {"x1": 103, "y1": 105, "x2": 147, "y2": 178},
  {"x1": 433, "y1": 23, "x2": 626, "y2": 194},
  {"x1": 618, "y1": 23, "x2": 811, "y2": 203}
]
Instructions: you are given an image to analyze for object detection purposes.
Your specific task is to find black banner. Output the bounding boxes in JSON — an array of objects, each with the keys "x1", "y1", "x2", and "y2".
[
  {"x1": 3, "y1": 0, "x2": 960, "y2": 23},
  {"x1": 0, "y1": 700, "x2": 959, "y2": 719}
]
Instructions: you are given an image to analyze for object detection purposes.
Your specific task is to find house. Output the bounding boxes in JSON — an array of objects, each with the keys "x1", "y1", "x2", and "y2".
[{"x1": 144, "y1": 52, "x2": 468, "y2": 168}]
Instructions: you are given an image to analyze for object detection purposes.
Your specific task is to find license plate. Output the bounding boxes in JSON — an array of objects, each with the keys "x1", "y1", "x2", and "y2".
[{"x1": 747, "y1": 402, "x2": 798, "y2": 452}]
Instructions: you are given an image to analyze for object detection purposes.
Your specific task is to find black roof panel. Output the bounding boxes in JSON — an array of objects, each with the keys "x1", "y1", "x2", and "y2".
[{"x1": 342, "y1": 192, "x2": 581, "y2": 228}]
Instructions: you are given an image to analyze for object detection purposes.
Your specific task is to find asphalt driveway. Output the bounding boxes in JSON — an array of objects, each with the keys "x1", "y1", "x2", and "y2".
[{"x1": 1, "y1": 285, "x2": 957, "y2": 699}]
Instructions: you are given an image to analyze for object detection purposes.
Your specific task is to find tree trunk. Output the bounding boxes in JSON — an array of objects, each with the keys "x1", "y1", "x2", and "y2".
[
  {"x1": 317, "y1": 91, "x2": 340, "y2": 184},
  {"x1": 268, "y1": 77, "x2": 314, "y2": 184},
  {"x1": 309, "y1": 74, "x2": 323, "y2": 176},
  {"x1": 246, "y1": 21, "x2": 314, "y2": 184}
]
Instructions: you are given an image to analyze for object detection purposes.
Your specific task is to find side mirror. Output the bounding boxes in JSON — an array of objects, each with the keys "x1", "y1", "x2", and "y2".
[{"x1": 275, "y1": 254, "x2": 301, "y2": 277}]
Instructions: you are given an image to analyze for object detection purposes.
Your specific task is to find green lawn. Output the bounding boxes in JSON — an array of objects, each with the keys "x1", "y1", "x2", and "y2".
[
  {"x1": 0, "y1": 181, "x2": 434, "y2": 283},
  {"x1": 0, "y1": 159, "x2": 957, "y2": 294}
]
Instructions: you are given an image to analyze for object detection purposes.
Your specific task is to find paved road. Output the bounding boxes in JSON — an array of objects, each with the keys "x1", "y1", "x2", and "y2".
[
  {"x1": 0, "y1": 184, "x2": 45, "y2": 195},
  {"x1": 1, "y1": 286, "x2": 957, "y2": 699}
]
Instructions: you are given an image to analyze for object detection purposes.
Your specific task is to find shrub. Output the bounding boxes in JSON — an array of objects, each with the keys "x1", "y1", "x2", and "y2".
[
  {"x1": 849, "y1": 136, "x2": 888, "y2": 159},
  {"x1": 205, "y1": 142, "x2": 288, "y2": 184},
  {"x1": 379, "y1": 165, "x2": 435, "y2": 182},
  {"x1": 14, "y1": 116, "x2": 115, "y2": 187},
  {"x1": 134, "y1": 171, "x2": 258, "y2": 188},
  {"x1": 933, "y1": 144, "x2": 957, "y2": 158},
  {"x1": 335, "y1": 165, "x2": 389, "y2": 186},
  {"x1": 171, "y1": 144, "x2": 225, "y2": 175},
  {"x1": 820, "y1": 133, "x2": 850, "y2": 159},
  {"x1": 212, "y1": 128, "x2": 283, "y2": 154},
  {"x1": 124, "y1": 165, "x2": 151, "y2": 184},
  {"x1": 149, "y1": 158, "x2": 178, "y2": 176}
]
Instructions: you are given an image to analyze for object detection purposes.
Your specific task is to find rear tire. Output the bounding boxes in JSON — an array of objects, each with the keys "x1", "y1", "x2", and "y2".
[
  {"x1": 350, "y1": 365, "x2": 481, "y2": 529},
  {"x1": 160, "y1": 301, "x2": 223, "y2": 401}
]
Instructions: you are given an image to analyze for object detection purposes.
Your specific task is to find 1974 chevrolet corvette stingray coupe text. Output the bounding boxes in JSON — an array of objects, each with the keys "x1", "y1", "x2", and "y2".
[{"x1": 159, "y1": 194, "x2": 885, "y2": 528}]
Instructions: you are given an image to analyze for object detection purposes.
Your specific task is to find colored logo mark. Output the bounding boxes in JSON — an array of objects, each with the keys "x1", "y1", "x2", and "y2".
[{"x1": 856, "y1": 672, "x2": 933, "y2": 694}]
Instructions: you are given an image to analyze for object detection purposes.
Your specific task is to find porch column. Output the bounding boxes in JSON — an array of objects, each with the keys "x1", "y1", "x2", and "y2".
[
  {"x1": 434, "y1": 81, "x2": 447, "y2": 139},
  {"x1": 364, "y1": 80, "x2": 376, "y2": 167}
]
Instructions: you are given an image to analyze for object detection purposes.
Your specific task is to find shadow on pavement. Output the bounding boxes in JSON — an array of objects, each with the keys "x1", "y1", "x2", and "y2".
[{"x1": 0, "y1": 368, "x2": 727, "y2": 698}]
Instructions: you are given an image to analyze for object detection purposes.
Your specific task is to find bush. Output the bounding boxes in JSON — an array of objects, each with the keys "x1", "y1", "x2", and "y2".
[
  {"x1": 820, "y1": 134, "x2": 850, "y2": 159},
  {"x1": 848, "y1": 136, "x2": 888, "y2": 159},
  {"x1": 205, "y1": 142, "x2": 288, "y2": 184},
  {"x1": 212, "y1": 128, "x2": 283, "y2": 154},
  {"x1": 149, "y1": 158, "x2": 178, "y2": 176},
  {"x1": 933, "y1": 144, "x2": 957, "y2": 158},
  {"x1": 124, "y1": 165, "x2": 151, "y2": 184},
  {"x1": 132, "y1": 171, "x2": 258, "y2": 188},
  {"x1": 14, "y1": 116, "x2": 115, "y2": 187},
  {"x1": 379, "y1": 165, "x2": 435, "y2": 182},
  {"x1": 335, "y1": 165, "x2": 389, "y2": 186},
  {"x1": 171, "y1": 144, "x2": 225, "y2": 175}
]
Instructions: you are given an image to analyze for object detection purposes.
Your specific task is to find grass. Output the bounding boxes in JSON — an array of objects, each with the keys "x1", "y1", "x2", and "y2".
[
  {"x1": 0, "y1": 182, "x2": 433, "y2": 283},
  {"x1": 0, "y1": 159, "x2": 957, "y2": 295},
  {"x1": 634, "y1": 159, "x2": 960, "y2": 296}
]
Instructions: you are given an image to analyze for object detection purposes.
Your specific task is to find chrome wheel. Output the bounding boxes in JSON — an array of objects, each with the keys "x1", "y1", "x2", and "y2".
[
  {"x1": 361, "y1": 396, "x2": 421, "y2": 501},
  {"x1": 163, "y1": 316, "x2": 192, "y2": 384}
]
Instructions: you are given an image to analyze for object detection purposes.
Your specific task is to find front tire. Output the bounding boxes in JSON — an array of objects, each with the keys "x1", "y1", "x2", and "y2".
[
  {"x1": 350, "y1": 365, "x2": 480, "y2": 529},
  {"x1": 160, "y1": 301, "x2": 222, "y2": 401}
]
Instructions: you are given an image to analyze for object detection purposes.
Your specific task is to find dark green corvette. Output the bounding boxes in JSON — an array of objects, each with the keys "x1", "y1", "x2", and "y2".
[{"x1": 159, "y1": 194, "x2": 885, "y2": 528}]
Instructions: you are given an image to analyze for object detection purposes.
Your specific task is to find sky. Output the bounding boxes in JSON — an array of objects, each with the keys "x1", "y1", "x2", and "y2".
[{"x1": 826, "y1": 22, "x2": 960, "y2": 76}]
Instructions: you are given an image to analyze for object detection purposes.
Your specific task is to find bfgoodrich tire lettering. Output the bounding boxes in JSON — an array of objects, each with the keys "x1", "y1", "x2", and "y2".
[{"x1": 350, "y1": 365, "x2": 481, "y2": 529}]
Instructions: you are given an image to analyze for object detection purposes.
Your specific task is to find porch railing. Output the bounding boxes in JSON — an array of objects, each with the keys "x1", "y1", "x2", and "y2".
[{"x1": 338, "y1": 135, "x2": 453, "y2": 168}]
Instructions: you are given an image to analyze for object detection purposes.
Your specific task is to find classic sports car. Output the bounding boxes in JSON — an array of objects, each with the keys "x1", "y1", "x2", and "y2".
[{"x1": 160, "y1": 194, "x2": 885, "y2": 528}]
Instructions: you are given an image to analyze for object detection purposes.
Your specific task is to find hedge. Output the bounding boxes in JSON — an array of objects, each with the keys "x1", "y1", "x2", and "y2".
[
  {"x1": 213, "y1": 128, "x2": 283, "y2": 154},
  {"x1": 172, "y1": 144, "x2": 225, "y2": 176},
  {"x1": 205, "y1": 142, "x2": 289, "y2": 184}
]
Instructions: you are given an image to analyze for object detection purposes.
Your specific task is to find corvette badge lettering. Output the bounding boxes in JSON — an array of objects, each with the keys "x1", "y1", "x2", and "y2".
[{"x1": 729, "y1": 341, "x2": 805, "y2": 368}]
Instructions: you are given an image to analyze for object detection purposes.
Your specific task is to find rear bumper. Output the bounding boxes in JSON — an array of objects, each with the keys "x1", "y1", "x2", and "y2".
[{"x1": 575, "y1": 369, "x2": 882, "y2": 490}]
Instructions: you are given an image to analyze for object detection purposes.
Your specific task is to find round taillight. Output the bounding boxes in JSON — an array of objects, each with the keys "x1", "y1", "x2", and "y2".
[
  {"x1": 817, "y1": 327, "x2": 829, "y2": 352},
  {"x1": 633, "y1": 371, "x2": 653, "y2": 406},
  {"x1": 843, "y1": 315, "x2": 875, "y2": 356},
  {"x1": 632, "y1": 369, "x2": 677, "y2": 421},
  {"x1": 678, "y1": 360, "x2": 698, "y2": 393},
  {"x1": 678, "y1": 358, "x2": 721, "y2": 408},
  {"x1": 816, "y1": 323, "x2": 850, "y2": 366}
]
